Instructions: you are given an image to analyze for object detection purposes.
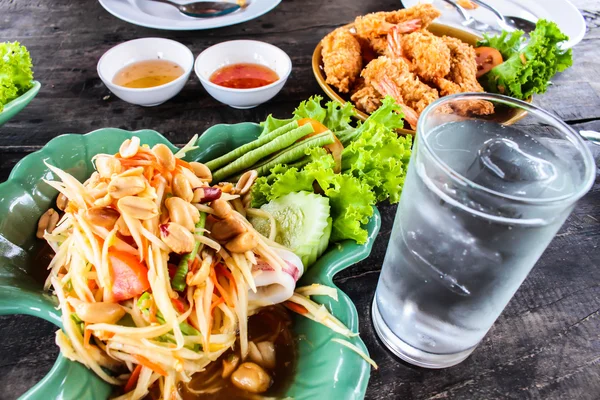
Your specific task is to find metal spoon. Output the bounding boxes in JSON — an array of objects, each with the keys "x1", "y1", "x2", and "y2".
[
  {"x1": 580, "y1": 130, "x2": 600, "y2": 146},
  {"x1": 149, "y1": 0, "x2": 240, "y2": 18},
  {"x1": 468, "y1": 0, "x2": 537, "y2": 33}
]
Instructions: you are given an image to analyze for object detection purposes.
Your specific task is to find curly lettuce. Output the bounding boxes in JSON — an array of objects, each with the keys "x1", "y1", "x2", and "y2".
[
  {"x1": 0, "y1": 41, "x2": 34, "y2": 112},
  {"x1": 260, "y1": 95, "x2": 357, "y2": 137},
  {"x1": 477, "y1": 20, "x2": 572, "y2": 100},
  {"x1": 252, "y1": 96, "x2": 411, "y2": 244}
]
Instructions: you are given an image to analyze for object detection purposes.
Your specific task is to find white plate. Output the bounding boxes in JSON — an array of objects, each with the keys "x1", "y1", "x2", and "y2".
[
  {"x1": 401, "y1": 0, "x2": 586, "y2": 48},
  {"x1": 98, "y1": 0, "x2": 281, "y2": 31}
]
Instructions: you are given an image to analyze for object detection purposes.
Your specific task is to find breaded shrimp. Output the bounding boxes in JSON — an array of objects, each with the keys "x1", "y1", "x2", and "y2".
[
  {"x1": 355, "y1": 4, "x2": 441, "y2": 54},
  {"x1": 361, "y1": 56, "x2": 439, "y2": 128},
  {"x1": 386, "y1": 28, "x2": 451, "y2": 82},
  {"x1": 433, "y1": 36, "x2": 494, "y2": 115},
  {"x1": 321, "y1": 27, "x2": 363, "y2": 93},
  {"x1": 350, "y1": 78, "x2": 382, "y2": 114}
]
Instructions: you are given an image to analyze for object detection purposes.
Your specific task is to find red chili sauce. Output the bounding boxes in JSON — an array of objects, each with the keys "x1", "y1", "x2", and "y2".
[{"x1": 209, "y1": 63, "x2": 279, "y2": 89}]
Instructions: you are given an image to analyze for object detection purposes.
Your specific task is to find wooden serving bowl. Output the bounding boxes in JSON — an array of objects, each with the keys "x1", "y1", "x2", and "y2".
[{"x1": 312, "y1": 22, "x2": 530, "y2": 135}]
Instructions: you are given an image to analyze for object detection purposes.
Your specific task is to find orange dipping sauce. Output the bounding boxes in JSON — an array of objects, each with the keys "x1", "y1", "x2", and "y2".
[{"x1": 209, "y1": 63, "x2": 279, "y2": 89}]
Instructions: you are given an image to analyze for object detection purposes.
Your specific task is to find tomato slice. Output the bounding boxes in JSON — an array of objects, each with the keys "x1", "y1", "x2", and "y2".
[
  {"x1": 475, "y1": 47, "x2": 503, "y2": 78},
  {"x1": 297, "y1": 118, "x2": 344, "y2": 173},
  {"x1": 108, "y1": 250, "x2": 150, "y2": 302}
]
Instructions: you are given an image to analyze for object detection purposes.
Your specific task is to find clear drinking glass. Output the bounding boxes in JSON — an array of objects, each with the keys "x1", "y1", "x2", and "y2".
[{"x1": 372, "y1": 93, "x2": 596, "y2": 368}]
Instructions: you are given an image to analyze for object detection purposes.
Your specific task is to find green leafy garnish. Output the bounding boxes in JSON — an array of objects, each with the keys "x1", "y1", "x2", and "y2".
[
  {"x1": 0, "y1": 41, "x2": 34, "y2": 112},
  {"x1": 478, "y1": 20, "x2": 572, "y2": 100}
]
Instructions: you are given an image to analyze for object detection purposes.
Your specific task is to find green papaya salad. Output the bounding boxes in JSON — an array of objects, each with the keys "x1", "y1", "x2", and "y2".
[{"x1": 209, "y1": 95, "x2": 412, "y2": 269}]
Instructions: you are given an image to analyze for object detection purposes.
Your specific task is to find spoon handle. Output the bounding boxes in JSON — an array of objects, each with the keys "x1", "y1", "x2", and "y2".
[
  {"x1": 468, "y1": 0, "x2": 507, "y2": 23},
  {"x1": 439, "y1": 0, "x2": 471, "y2": 22}
]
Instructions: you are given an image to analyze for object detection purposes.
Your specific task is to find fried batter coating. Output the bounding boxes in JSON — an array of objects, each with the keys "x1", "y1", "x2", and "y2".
[
  {"x1": 321, "y1": 27, "x2": 363, "y2": 93},
  {"x1": 433, "y1": 36, "x2": 494, "y2": 115},
  {"x1": 386, "y1": 29, "x2": 451, "y2": 82},
  {"x1": 350, "y1": 78, "x2": 382, "y2": 114},
  {"x1": 355, "y1": 4, "x2": 441, "y2": 54},
  {"x1": 361, "y1": 56, "x2": 440, "y2": 128}
]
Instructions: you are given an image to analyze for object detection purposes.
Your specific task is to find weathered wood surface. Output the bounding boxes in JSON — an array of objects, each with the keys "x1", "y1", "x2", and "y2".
[{"x1": 0, "y1": 0, "x2": 599, "y2": 399}]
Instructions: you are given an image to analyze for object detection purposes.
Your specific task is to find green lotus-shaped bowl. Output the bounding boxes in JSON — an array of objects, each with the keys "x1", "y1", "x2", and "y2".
[
  {"x1": 0, "y1": 125, "x2": 380, "y2": 399},
  {"x1": 0, "y1": 81, "x2": 41, "y2": 126}
]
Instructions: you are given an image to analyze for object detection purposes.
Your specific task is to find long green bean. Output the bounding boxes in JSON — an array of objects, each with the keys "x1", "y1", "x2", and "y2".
[
  {"x1": 171, "y1": 212, "x2": 206, "y2": 291},
  {"x1": 255, "y1": 131, "x2": 335, "y2": 176},
  {"x1": 212, "y1": 123, "x2": 315, "y2": 182},
  {"x1": 205, "y1": 120, "x2": 299, "y2": 171}
]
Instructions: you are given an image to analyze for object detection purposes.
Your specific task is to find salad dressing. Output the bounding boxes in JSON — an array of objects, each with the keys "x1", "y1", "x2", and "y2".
[
  {"x1": 112, "y1": 59, "x2": 184, "y2": 89},
  {"x1": 209, "y1": 63, "x2": 279, "y2": 89}
]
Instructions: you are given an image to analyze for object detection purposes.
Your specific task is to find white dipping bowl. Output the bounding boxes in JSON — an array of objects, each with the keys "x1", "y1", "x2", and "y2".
[
  {"x1": 97, "y1": 38, "x2": 193, "y2": 107},
  {"x1": 194, "y1": 40, "x2": 292, "y2": 109}
]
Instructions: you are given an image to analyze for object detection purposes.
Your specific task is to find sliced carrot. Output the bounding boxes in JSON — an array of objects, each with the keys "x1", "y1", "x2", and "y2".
[
  {"x1": 83, "y1": 324, "x2": 92, "y2": 348},
  {"x1": 210, "y1": 268, "x2": 234, "y2": 308},
  {"x1": 133, "y1": 355, "x2": 168, "y2": 377},
  {"x1": 175, "y1": 158, "x2": 192, "y2": 171},
  {"x1": 210, "y1": 296, "x2": 225, "y2": 315},
  {"x1": 124, "y1": 363, "x2": 143, "y2": 393},
  {"x1": 284, "y1": 301, "x2": 309, "y2": 315},
  {"x1": 216, "y1": 264, "x2": 236, "y2": 293}
]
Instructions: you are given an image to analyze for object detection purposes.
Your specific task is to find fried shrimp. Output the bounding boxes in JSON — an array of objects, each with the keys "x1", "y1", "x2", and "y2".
[
  {"x1": 361, "y1": 56, "x2": 439, "y2": 128},
  {"x1": 355, "y1": 4, "x2": 441, "y2": 54},
  {"x1": 433, "y1": 36, "x2": 494, "y2": 115},
  {"x1": 386, "y1": 28, "x2": 451, "y2": 82},
  {"x1": 350, "y1": 78, "x2": 382, "y2": 114},
  {"x1": 320, "y1": 27, "x2": 363, "y2": 93}
]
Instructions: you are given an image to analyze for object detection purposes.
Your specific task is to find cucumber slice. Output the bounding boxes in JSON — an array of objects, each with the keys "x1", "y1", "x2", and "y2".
[{"x1": 250, "y1": 191, "x2": 331, "y2": 268}]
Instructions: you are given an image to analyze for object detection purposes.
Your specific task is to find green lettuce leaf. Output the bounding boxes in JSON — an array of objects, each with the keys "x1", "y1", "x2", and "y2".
[
  {"x1": 0, "y1": 41, "x2": 34, "y2": 111},
  {"x1": 478, "y1": 20, "x2": 572, "y2": 100},
  {"x1": 260, "y1": 96, "x2": 357, "y2": 138},
  {"x1": 342, "y1": 116, "x2": 412, "y2": 204},
  {"x1": 251, "y1": 150, "x2": 375, "y2": 244},
  {"x1": 337, "y1": 96, "x2": 404, "y2": 145}
]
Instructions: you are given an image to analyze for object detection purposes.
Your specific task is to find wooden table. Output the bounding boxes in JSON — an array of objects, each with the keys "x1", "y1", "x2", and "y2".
[{"x1": 1, "y1": 0, "x2": 599, "y2": 398}]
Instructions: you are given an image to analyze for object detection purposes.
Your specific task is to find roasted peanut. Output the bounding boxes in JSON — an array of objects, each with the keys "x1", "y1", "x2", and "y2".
[
  {"x1": 211, "y1": 216, "x2": 246, "y2": 242},
  {"x1": 116, "y1": 166, "x2": 144, "y2": 177},
  {"x1": 37, "y1": 208, "x2": 60, "y2": 239},
  {"x1": 93, "y1": 194, "x2": 113, "y2": 208},
  {"x1": 192, "y1": 187, "x2": 222, "y2": 203},
  {"x1": 84, "y1": 172, "x2": 101, "y2": 188},
  {"x1": 219, "y1": 182, "x2": 234, "y2": 194},
  {"x1": 89, "y1": 181, "x2": 108, "y2": 199},
  {"x1": 95, "y1": 155, "x2": 122, "y2": 178},
  {"x1": 56, "y1": 193, "x2": 69, "y2": 211},
  {"x1": 108, "y1": 176, "x2": 146, "y2": 199},
  {"x1": 222, "y1": 354, "x2": 241, "y2": 379},
  {"x1": 179, "y1": 167, "x2": 204, "y2": 189},
  {"x1": 235, "y1": 170, "x2": 258, "y2": 195},
  {"x1": 116, "y1": 215, "x2": 131, "y2": 236},
  {"x1": 85, "y1": 207, "x2": 120, "y2": 230},
  {"x1": 173, "y1": 173, "x2": 193, "y2": 202},
  {"x1": 230, "y1": 362, "x2": 271, "y2": 394},
  {"x1": 119, "y1": 137, "x2": 140, "y2": 158},
  {"x1": 189, "y1": 162, "x2": 212, "y2": 181},
  {"x1": 117, "y1": 196, "x2": 159, "y2": 220},
  {"x1": 225, "y1": 232, "x2": 257, "y2": 253},
  {"x1": 152, "y1": 144, "x2": 176, "y2": 171},
  {"x1": 211, "y1": 199, "x2": 232, "y2": 219},
  {"x1": 165, "y1": 197, "x2": 199, "y2": 232},
  {"x1": 67, "y1": 298, "x2": 126, "y2": 324},
  {"x1": 160, "y1": 222, "x2": 195, "y2": 254}
]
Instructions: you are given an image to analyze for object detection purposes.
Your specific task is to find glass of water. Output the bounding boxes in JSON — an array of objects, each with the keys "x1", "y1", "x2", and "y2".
[{"x1": 372, "y1": 93, "x2": 596, "y2": 368}]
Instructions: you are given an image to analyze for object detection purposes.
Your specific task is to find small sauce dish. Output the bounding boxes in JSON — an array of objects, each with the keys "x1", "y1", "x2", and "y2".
[
  {"x1": 194, "y1": 40, "x2": 292, "y2": 109},
  {"x1": 97, "y1": 38, "x2": 194, "y2": 107}
]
